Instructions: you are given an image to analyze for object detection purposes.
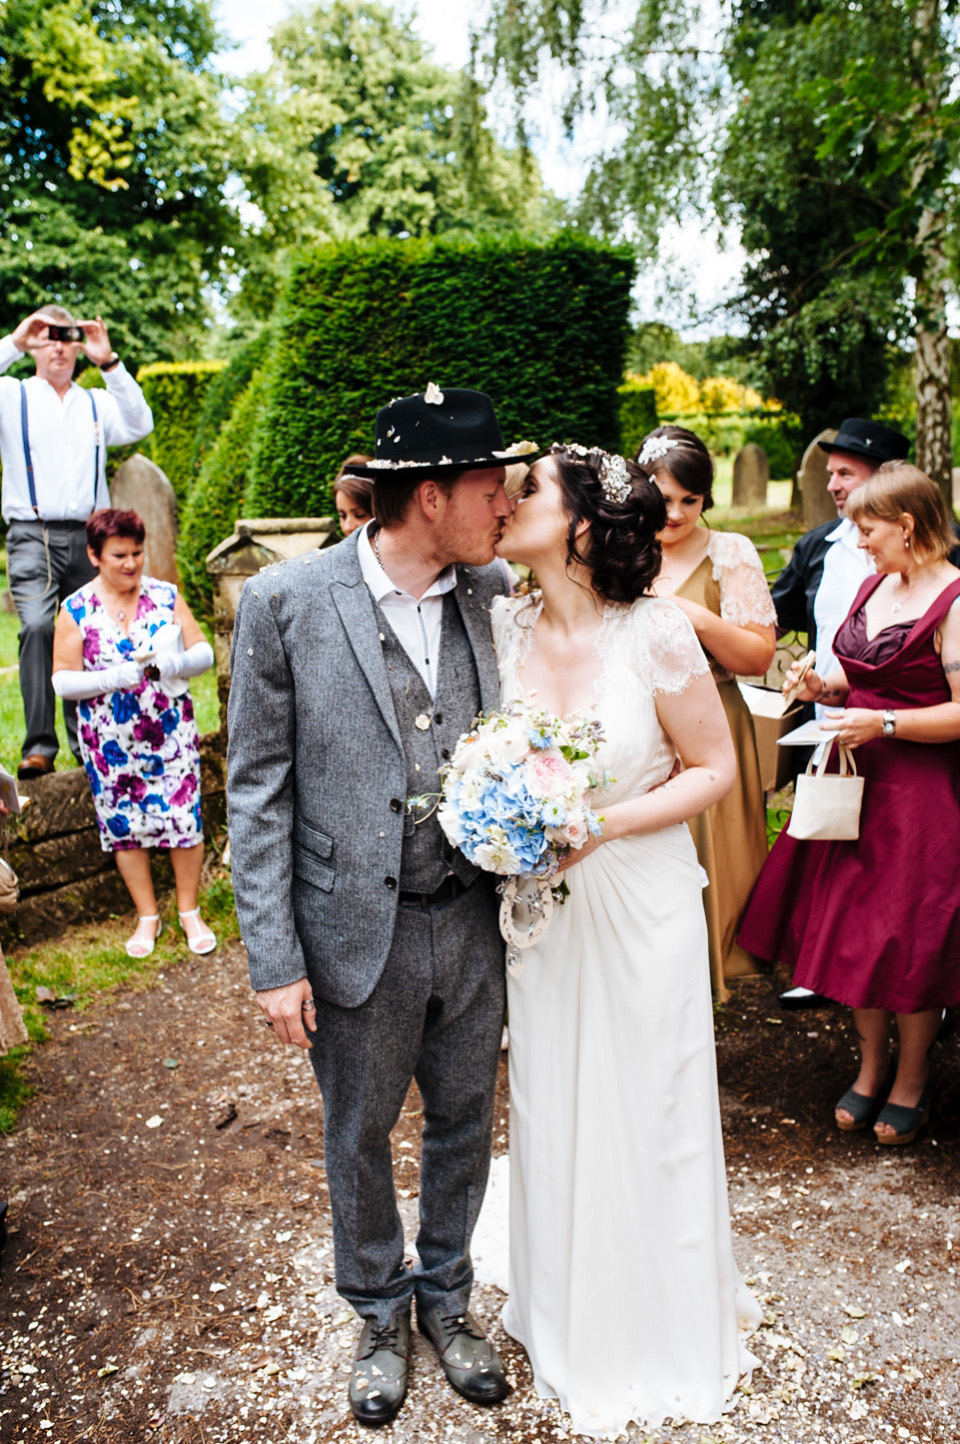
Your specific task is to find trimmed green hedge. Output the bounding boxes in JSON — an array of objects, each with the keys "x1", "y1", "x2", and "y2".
[
  {"x1": 136, "y1": 362, "x2": 226, "y2": 503},
  {"x1": 188, "y1": 335, "x2": 275, "y2": 494},
  {"x1": 177, "y1": 370, "x2": 268, "y2": 618},
  {"x1": 247, "y1": 235, "x2": 635, "y2": 517},
  {"x1": 618, "y1": 382, "x2": 658, "y2": 460}
]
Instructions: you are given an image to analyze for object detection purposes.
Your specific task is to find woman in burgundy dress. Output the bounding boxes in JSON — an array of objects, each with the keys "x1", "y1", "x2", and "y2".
[{"x1": 739, "y1": 463, "x2": 960, "y2": 1145}]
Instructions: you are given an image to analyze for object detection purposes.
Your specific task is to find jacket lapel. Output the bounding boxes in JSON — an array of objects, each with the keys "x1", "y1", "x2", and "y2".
[
  {"x1": 329, "y1": 540, "x2": 403, "y2": 750},
  {"x1": 453, "y1": 568, "x2": 500, "y2": 713}
]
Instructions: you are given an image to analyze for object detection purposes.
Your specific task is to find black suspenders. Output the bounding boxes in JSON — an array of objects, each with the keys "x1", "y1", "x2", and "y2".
[{"x1": 18, "y1": 382, "x2": 100, "y2": 518}]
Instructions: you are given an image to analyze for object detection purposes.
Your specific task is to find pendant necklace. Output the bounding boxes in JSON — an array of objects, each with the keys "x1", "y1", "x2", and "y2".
[{"x1": 891, "y1": 570, "x2": 936, "y2": 615}]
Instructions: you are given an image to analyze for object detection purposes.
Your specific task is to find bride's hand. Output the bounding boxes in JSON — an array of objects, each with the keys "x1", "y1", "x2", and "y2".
[{"x1": 554, "y1": 832, "x2": 604, "y2": 874}]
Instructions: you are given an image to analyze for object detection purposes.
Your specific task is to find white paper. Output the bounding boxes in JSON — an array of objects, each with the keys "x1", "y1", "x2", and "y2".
[
  {"x1": 0, "y1": 767, "x2": 21, "y2": 814},
  {"x1": 777, "y1": 716, "x2": 845, "y2": 747}
]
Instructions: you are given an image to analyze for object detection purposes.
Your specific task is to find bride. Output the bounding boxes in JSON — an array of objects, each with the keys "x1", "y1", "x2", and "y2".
[{"x1": 490, "y1": 444, "x2": 761, "y2": 1437}]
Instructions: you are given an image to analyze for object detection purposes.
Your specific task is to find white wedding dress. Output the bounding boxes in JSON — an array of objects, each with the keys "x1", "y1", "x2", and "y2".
[{"x1": 486, "y1": 594, "x2": 761, "y2": 1438}]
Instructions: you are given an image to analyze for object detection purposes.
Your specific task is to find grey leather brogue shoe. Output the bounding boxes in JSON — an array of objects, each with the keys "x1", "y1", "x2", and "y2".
[
  {"x1": 417, "y1": 1304, "x2": 510, "y2": 1405},
  {"x1": 348, "y1": 1311, "x2": 411, "y2": 1426}
]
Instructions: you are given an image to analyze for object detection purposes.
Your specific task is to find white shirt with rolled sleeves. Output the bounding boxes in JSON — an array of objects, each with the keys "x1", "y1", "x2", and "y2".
[
  {"x1": 357, "y1": 520, "x2": 457, "y2": 698},
  {"x1": 0, "y1": 334, "x2": 154, "y2": 523},
  {"x1": 812, "y1": 517, "x2": 873, "y2": 720}
]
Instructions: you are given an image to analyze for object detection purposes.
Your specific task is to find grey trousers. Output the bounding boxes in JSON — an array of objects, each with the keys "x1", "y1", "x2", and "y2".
[
  {"x1": 6, "y1": 521, "x2": 96, "y2": 762},
  {"x1": 308, "y1": 877, "x2": 506, "y2": 1327}
]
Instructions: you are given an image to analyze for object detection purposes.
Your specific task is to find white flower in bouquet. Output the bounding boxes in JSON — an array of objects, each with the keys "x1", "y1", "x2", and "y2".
[{"x1": 434, "y1": 701, "x2": 608, "y2": 881}]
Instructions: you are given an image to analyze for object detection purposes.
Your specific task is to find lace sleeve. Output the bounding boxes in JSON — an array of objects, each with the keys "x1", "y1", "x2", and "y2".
[
  {"x1": 708, "y1": 531, "x2": 777, "y2": 628},
  {"x1": 490, "y1": 594, "x2": 511, "y2": 658},
  {"x1": 632, "y1": 597, "x2": 710, "y2": 696}
]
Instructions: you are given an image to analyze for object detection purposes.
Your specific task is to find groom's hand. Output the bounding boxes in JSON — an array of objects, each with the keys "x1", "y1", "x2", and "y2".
[{"x1": 256, "y1": 978, "x2": 317, "y2": 1049}]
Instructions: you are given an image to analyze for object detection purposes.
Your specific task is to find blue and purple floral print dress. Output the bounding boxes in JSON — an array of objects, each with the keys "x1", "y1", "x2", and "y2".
[{"x1": 64, "y1": 577, "x2": 203, "y2": 853}]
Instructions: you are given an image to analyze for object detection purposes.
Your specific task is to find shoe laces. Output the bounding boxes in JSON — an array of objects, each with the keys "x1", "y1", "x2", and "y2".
[
  {"x1": 360, "y1": 1318, "x2": 404, "y2": 1359},
  {"x1": 437, "y1": 1311, "x2": 484, "y2": 1341}
]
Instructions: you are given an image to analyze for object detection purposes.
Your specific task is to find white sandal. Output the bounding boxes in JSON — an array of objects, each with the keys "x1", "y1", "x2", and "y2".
[
  {"x1": 178, "y1": 908, "x2": 217, "y2": 955},
  {"x1": 126, "y1": 915, "x2": 162, "y2": 959}
]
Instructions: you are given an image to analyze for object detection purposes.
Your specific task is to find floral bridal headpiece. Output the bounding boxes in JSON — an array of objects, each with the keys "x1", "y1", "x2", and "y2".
[
  {"x1": 555, "y1": 442, "x2": 633, "y2": 505},
  {"x1": 636, "y1": 435, "x2": 681, "y2": 470}
]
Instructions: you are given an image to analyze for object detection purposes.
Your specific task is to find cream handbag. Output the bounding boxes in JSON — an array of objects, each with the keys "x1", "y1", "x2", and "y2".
[{"x1": 787, "y1": 738, "x2": 864, "y2": 842}]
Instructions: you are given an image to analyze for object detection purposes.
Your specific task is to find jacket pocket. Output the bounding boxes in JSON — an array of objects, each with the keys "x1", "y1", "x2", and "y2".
[{"x1": 293, "y1": 819, "x2": 334, "y2": 891}]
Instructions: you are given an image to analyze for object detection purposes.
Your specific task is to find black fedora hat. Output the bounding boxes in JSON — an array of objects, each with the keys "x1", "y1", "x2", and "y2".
[
  {"x1": 345, "y1": 385, "x2": 540, "y2": 481},
  {"x1": 818, "y1": 418, "x2": 910, "y2": 465}
]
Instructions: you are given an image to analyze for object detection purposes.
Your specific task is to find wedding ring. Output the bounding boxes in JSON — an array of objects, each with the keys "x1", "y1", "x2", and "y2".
[{"x1": 302, "y1": 999, "x2": 316, "y2": 1012}]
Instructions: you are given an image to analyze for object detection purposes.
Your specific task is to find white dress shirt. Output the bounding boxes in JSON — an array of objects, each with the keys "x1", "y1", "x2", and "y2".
[
  {"x1": 357, "y1": 522, "x2": 458, "y2": 698},
  {"x1": 813, "y1": 517, "x2": 874, "y2": 719},
  {"x1": 0, "y1": 334, "x2": 154, "y2": 522}
]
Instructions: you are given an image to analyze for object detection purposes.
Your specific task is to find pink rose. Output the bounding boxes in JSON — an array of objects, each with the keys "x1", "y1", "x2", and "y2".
[
  {"x1": 525, "y1": 752, "x2": 575, "y2": 798},
  {"x1": 562, "y1": 817, "x2": 589, "y2": 848}
]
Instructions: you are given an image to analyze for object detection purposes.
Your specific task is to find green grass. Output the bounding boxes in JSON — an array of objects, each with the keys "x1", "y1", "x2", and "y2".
[
  {"x1": 0, "y1": 552, "x2": 220, "y2": 775},
  {"x1": 0, "y1": 872, "x2": 240, "y2": 1132}
]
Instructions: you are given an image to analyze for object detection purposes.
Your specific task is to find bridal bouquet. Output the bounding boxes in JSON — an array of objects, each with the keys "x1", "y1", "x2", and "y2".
[{"x1": 434, "y1": 701, "x2": 607, "y2": 879}]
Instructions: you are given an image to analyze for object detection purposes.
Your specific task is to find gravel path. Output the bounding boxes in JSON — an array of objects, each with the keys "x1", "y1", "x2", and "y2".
[{"x1": 1, "y1": 938, "x2": 957, "y2": 1442}]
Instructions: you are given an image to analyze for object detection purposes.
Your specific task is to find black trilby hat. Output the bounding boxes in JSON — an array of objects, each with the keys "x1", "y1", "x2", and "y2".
[
  {"x1": 818, "y1": 418, "x2": 910, "y2": 465},
  {"x1": 345, "y1": 385, "x2": 540, "y2": 481}
]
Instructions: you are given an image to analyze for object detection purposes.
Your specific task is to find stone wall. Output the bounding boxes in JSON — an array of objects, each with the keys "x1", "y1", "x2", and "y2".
[{"x1": 1, "y1": 737, "x2": 225, "y2": 948}]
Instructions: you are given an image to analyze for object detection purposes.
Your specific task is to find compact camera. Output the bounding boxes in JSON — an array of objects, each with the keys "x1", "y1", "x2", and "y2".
[{"x1": 47, "y1": 324, "x2": 85, "y2": 343}]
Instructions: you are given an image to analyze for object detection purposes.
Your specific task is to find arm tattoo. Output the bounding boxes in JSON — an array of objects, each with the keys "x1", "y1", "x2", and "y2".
[{"x1": 943, "y1": 659, "x2": 960, "y2": 675}]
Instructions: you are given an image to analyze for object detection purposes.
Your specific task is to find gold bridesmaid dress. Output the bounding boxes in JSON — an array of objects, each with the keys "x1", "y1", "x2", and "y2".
[{"x1": 675, "y1": 535, "x2": 774, "y2": 1000}]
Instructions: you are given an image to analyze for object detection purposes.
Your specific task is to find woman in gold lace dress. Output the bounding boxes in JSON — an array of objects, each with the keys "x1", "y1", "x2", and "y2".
[{"x1": 638, "y1": 426, "x2": 776, "y2": 999}]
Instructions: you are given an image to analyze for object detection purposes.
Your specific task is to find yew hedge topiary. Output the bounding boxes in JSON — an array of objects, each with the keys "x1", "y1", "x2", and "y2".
[
  {"x1": 247, "y1": 235, "x2": 635, "y2": 517},
  {"x1": 187, "y1": 335, "x2": 274, "y2": 494},
  {"x1": 136, "y1": 361, "x2": 226, "y2": 502},
  {"x1": 177, "y1": 369, "x2": 268, "y2": 618}
]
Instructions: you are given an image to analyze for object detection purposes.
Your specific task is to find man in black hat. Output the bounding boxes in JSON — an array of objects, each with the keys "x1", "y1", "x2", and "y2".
[
  {"x1": 771, "y1": 418, "x2": 909, "y2": 1007},
  {"x1": 227, "y1": 386, "x2": 533, "y2": 1425}
]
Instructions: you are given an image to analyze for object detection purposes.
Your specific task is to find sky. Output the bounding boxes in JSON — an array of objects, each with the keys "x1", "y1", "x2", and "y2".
[{"x1": 212, "y1": 0, "x2": 747, "y2": 338}]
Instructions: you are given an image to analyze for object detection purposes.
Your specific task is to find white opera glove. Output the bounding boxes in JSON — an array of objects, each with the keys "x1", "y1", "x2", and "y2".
[
  {"x1": 52, "y1": 660, "x2": 145, "y2": 701},
  {"x1": 154, "y1": 640, "x2": 214, "y2": 682}
]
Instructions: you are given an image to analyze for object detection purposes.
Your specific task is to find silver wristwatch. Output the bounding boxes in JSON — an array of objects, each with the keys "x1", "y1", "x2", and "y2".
[{"x1": 882, "y1": 710, "x2": 896, "y2": 737}]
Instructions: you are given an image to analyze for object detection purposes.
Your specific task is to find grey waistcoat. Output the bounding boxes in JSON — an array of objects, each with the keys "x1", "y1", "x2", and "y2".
[{"x1": 377, "y1": 592, "x2": 482, "y2": 893}]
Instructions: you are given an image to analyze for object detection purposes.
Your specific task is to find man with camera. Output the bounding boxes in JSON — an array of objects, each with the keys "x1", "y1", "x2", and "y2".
[{"x1": 0, "y1": 307, "x2": 153, "y2": 778}]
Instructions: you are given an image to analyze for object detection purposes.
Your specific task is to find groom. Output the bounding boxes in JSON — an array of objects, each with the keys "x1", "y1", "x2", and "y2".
[{"x1": 227, "y1": 387, "x2": 526, "y2": 1426}]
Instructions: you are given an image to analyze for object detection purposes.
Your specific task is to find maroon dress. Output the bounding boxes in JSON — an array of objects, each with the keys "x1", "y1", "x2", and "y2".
[{"x1": 738, "y1": 574, "x2": 960, "y2": 1013}]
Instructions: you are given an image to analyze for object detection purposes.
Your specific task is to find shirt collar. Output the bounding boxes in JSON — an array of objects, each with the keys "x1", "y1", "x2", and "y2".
[
  {"x1": 357, "y1": 522, "x2": 457, "y2": 603},
  {"x1": 826, "y1": 516, "x2": 856, "y2": 545}
]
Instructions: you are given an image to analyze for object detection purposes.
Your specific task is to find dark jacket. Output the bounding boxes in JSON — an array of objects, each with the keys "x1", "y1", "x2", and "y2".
[
  {"x1": 770, "y1": 520, "x2": 836, "y2": 647},
  {"x1": 772, "y1": 520, "x2": 960, "y2": 647}
]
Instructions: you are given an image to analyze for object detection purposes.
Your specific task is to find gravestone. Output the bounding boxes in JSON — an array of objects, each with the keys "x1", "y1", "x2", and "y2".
[
  {"x1": 206, "y1": 517, "x2": 338, "y2": 744},
  {"x1": 732, "y1": 443, "x2": 769, "y2": 507},
  {"x1": 110, "y1": 454, "x2": 179, "y2": 584},
  {"x1": 799, "y1": 428, "x2": 838, "y2": 528}
]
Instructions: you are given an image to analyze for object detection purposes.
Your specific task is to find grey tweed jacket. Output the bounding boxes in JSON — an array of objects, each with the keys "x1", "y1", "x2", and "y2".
[{"x1": 226, "y1": 529, "x2": 506, "y2": 1006}]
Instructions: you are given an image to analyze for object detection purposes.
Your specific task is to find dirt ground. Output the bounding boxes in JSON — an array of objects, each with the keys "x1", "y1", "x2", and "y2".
[{"x1": 1, "y1": 936, "x2": 958, "y2": 1444}]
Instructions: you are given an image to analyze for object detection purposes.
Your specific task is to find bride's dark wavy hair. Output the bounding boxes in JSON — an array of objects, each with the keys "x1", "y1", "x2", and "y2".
[{"x1": 550, "y1": 444, "x2": 666, "y2": 604}]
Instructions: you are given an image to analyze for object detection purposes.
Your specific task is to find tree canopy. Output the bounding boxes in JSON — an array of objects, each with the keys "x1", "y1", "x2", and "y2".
[
  {"x1": 230, "y1": 0, "x2": 563, "y2": 322},
  {"x1": 1, "y1": 0, "x2": 561, "y2": 355},
  {"x1": 0, "y1": 0, "x2": 240, "y2": 362},
  {"x1": 475, "y1": 0, "x2": 960, "y2": 476}
]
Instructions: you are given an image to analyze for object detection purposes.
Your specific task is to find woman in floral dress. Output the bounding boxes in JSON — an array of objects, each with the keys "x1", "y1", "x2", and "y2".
[{"x1": 52, "y1": 509, "x2": 216, "y2": 958}]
